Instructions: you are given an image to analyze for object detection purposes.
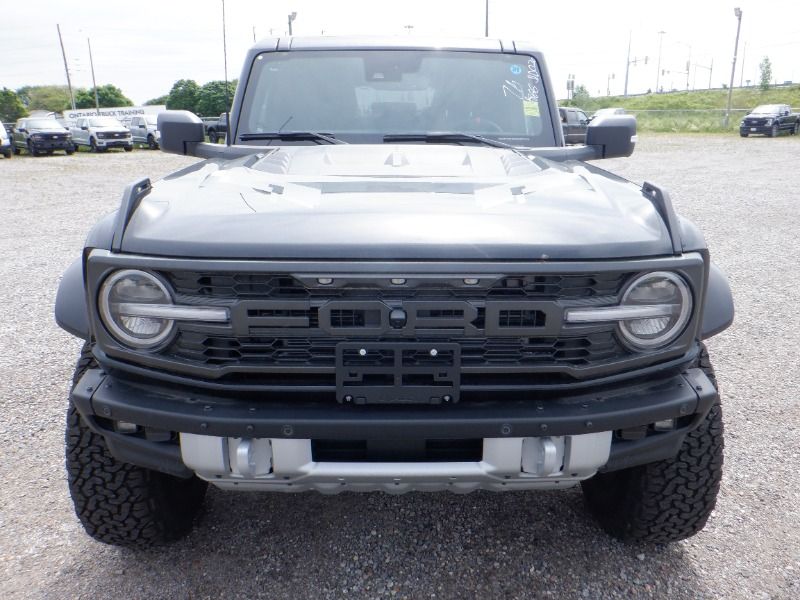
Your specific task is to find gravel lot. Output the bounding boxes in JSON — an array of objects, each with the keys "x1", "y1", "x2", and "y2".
[{"x1": 1, "y1": 135, "x2": 798, "y2": 599}]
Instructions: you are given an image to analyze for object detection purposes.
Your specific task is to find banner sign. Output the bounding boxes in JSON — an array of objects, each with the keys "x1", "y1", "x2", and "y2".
[{"x1": 61, "y1": 105, "x2": 166, "y2": 122}]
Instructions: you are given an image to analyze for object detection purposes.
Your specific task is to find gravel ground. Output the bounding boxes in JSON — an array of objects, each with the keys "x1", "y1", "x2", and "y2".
[{"x1": 0, "y1": 136, "x2": 798, "y2": 599}]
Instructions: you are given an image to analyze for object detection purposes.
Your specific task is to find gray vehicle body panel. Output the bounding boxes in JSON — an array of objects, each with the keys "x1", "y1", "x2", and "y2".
[{"x1": 119, "y1": 144, "x2": 670, "y2": 260}]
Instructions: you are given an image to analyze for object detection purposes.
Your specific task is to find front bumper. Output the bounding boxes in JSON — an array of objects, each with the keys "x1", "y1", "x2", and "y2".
[
  {"x1": 96, "y1": 138, "x2": 132, "y2": 148},
  {"x1": 30, "y1": 139, "x2": 72, "y2": 150},
  {"x1": 740, "y1": 125, "x2": 773, "y2": 134},
  {"x1": 71, "y1": 362, "x2": 718, "y2": 486}
]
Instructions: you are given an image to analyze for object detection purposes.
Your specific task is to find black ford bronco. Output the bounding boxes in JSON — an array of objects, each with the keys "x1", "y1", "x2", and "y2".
[{"x1": 56, "y1": 37, "x2": 734, "y2": 548}]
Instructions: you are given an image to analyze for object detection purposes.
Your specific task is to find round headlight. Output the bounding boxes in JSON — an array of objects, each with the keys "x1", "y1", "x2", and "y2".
[
  {"x1": 98, "y1": 270, "x2": 175, "y2": 349},
  {"x1": 618, "y1": 272, "x2": 692, "y2": 350}
]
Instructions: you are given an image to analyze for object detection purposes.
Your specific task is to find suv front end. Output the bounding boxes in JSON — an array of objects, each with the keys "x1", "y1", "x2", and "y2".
[{"x1": 56, "y1": 37, "x2": 733, "y2": 549}]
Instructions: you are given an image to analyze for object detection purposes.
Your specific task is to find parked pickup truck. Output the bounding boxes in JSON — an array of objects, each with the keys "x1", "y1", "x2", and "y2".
[
  {"x1": 13, "y1": 117, "x2": 74, "y2": 156},
  {"x1": 740, "y1": 104, "x2": 799, "y2": 137},
  {"x1": 128, "y1": 115, "x2": 161, "y2": 149},
  {"x1": 205, "y1": 112, "x2": 228, "y2": 143},
  {"x1": 56, "y1": 36, "x2": 733, "y2": 549},
  {"x1": 559, "y1": 106, "x2": 589, "y2": 144},
  {"x1": 71, "y1": 116, "x2": 133, "y2": 152}
]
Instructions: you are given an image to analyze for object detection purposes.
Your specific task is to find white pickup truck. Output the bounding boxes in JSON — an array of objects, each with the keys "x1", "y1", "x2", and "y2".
[
  {"x1": 128, "y1": 114, "x2": 161, "y2": 149},
  {"x1": 70, "y1": 116, "x2": 133, "y2": 152}
]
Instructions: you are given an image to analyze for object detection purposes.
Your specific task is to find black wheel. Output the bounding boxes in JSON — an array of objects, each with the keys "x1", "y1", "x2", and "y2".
[
  {"x1": 124, "y1": 145, "x2": 133, "y2": 152},
  {"x1": 208, "y1": 130, "x2": 218, "y2": 144},
  {"x1": 770, "y1": 124, "x2": 778, "y2": 137},
  {"x1": 65, "y1": 146, "x2": 75, "y2": 155},
  {"x1": 90, "y1": 137, "x2": 98, "y2": 152},
  {"x1": 2, "y1": 149, "x2": 10, "y2": 159},
  {"x1": 793, "y1": 122, "x2": 799, "y2": 135},
  {"x1": 740, "y1": 132, "x2": 748, "y2": 137},
  {"x1": 147, "y1": 134, "x2": 158, "y2": 150},
  {"x1": 581, "y1": 344, "x2": 723, "y2": 543},
  {"x1": 13, "y1": 147, "x2": 21, "y2": 155},
  {"x1": 65, "y1": 342, "x2": 207, "y2": 548},
  {"x1": 27, "y1": 140, "x2": 40, "y2": 156}
]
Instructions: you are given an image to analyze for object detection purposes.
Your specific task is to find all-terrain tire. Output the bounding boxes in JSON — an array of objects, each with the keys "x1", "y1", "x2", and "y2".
[
  {"x1": 147, "y1": 134, "x2": 158, "y2": 150},
  {"x1": 65, "y1": 342, "x2": 207, "y2": 548},
  {"x1": 581, "y1": 343, "x2": 723, "y2": 543}
]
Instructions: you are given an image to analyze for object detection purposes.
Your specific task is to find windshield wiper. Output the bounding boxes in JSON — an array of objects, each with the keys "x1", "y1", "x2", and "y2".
[
  {"x1": 239, "y1": 132, "x2": 346, "y2": 144},
  {"x1": 383, "y1": 132, "x2": 519, "y2": 150}
]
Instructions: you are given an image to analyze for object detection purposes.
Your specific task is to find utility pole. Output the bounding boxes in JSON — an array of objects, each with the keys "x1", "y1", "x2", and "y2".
[
  {"x1": 623, "y1": 32, "x2": 648, "y2": 97},
  {"x1": 607, "y1": 73, "x2": 615, "y2": 96},
  {"x1": 624, "y1": 31, "x2": 632, "y2": 97},
  {"x1": 724, "y1": 8, "x2": 743, "y2": 128},
  {"x1": 87, "y1": 38, "x2": 100, "y2": 114},
  {"x1": 655, "y1": 30, "x2": 666, "y2": 93},
  {"x1": 56, "y1": 24, "x2": 76, "y2": 111},
  {"x1": 739, "y1": 41, "x2": 747, "y2": 87},
  {"x1": 485, "y1": 0, "x2": 489, "y2": 37},
  {"x1": 288, "y1": 12, "x2": 297, "y2": 36},
  {"x1": 709, "y1": 58, "x2": 713, "y2": 89}
]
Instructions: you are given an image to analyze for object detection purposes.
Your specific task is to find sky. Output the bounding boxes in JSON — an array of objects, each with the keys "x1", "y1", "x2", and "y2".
[{"x1": 2, "y1": 0, "x2": 799, "y2": 105}]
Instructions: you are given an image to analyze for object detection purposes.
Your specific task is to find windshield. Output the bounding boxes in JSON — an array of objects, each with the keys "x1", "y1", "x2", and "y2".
[
  {"x1": 88, "y1": 117, "x2": 123, "y2": 127},
  {"x1": 238, "y1": 50, "x2": 555, "y2": 146},
  {"x1": 752, "y1": 105, "x2": 781, "y2": 114},
  {"x1": 27, "y1": 119, "x2": 62, "y2": 129}
]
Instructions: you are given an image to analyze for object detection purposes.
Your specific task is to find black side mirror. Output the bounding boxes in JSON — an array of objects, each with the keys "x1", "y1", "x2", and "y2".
[
  {"x1": 81, "y1": 126, "x2": 88, "y2": 130},
  {"x1": 586, "y1": 115, "x2": 637, "y2": 159},
  {"x1": 158, "y1": 110, "x2": 206, "y2": 156}
]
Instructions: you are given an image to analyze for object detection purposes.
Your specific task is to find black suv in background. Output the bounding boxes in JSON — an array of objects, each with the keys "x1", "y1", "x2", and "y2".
[
  {"x1": 13, "y1": 117, "x2": 75, "y2": 156},
  {"x1": 740, "y1": 104, "x2": 799, "y2": 137}
]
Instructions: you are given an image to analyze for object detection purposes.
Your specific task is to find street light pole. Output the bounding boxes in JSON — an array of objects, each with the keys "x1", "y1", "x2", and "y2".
[
  {"x1": 288, "y1": 12, "x2": 297, "y2": 36},
  {"x1": 655, "y1": 30, "x2": 666, "y2": 93},
  {"x1": 724, "y1": 8, "x2": 743, "y2": 128},
  {"x1": 485, "y1": 0, "x2": 489, "y2": 37}
]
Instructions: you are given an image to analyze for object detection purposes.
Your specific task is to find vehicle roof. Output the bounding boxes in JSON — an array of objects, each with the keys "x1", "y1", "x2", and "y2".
[{"x1": 250, "y1": 35, "x2": 541, "y2": 54}]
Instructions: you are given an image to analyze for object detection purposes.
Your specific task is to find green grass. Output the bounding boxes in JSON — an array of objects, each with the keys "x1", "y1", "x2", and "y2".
[
  {"x1": 565, "y1": 86, "x2": 800, "y2": 133},
  {"x1": 567, "y1": 86, "x2": 800, "y2": 111}
]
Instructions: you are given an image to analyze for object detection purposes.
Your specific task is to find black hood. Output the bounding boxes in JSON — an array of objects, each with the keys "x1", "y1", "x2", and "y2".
[{"x1": 120, "y1": 144, "x2": 672, "y2": 260}]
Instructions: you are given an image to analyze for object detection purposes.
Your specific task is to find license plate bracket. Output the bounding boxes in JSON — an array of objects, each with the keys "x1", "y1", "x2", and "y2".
[{"x1": 335, "y1": 342, "x2": 460, "y2": 405}]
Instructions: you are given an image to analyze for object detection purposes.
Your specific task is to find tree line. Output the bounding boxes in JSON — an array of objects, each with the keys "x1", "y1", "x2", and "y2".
[
  {"x1": 0, "y1": 78, "x2": 236, "y2": 123},
  {"x1": 146, "y1": 79, "x2": 237, "y2": 117}
]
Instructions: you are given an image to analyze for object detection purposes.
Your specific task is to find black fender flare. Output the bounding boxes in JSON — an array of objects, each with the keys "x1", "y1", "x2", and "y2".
[
  {"x1": 55, "y1": 257, "x2": 90, "y2": 340},
  {"x1": 700, "y1": 263, "x2": 734, "y2": 340}
]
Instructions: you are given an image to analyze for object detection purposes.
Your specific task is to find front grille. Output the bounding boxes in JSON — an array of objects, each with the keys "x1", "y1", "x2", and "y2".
[
  {"x1": 169, "y1": 331, "x2": 623, "y2": 369},
  {"x1": 147, "y1": 269, "x2": 642, "y2": 387}
]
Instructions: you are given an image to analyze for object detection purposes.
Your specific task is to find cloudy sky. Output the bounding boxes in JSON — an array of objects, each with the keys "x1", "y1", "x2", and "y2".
[{"x1": 3, "y1": 0, "x2": 798, "y2": 105}]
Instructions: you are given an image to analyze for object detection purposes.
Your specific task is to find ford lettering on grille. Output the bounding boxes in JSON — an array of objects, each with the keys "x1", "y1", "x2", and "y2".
[{"x1": 231, "y1": 299, "x2": 561, "y2": 337}]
